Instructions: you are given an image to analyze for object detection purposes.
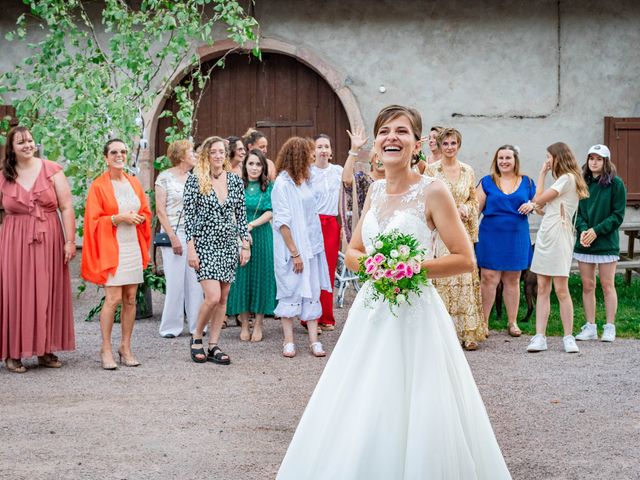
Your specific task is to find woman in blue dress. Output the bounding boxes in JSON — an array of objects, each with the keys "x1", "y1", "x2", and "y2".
[{"x1": 476, "y1": 145, "x2": 536, "y2": 337}]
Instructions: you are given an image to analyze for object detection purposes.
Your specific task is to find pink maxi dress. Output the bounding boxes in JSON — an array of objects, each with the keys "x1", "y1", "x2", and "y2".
[{"x1": 0, "y1": 159, "x2": 75, "y2": 360}]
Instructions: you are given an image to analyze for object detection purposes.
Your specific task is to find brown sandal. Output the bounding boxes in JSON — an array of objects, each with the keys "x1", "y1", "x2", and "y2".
[
  {"x1": 463, "y1": 341, "x2": 478, "y2": 351},
  {"x1": 508, "y1": 324, "x2": 522, "y2": 337},
  {"x1": 6, "y1": 358, "x2": 27, "y2": 373},
  {"x1": 38, "y1": 353, "x2": 62, "y2": 368}
]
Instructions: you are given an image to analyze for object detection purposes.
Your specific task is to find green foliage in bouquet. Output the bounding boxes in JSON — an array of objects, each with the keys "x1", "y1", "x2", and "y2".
[{"x1": 357, "y1": 230, "x2": 429, "y2": 314}]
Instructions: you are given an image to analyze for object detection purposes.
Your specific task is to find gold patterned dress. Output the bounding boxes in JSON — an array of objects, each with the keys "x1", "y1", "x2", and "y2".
[{"x1": 426, "y1": 161, "x2": 487, "y2": 346}]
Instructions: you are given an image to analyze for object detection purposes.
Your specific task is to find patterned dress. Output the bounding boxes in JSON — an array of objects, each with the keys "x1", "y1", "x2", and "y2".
[
  {"x1": 341, "y1": 171, "x2": 374, "y2": 243},
  {"x1": 426, "y1": 161, "x2": 487, "y2": 345},
  {"x1": 183, "y1": 172, "x2": 250, "y2": 283},
  {"x1": 226, "y1": 181, "x2": 276, "y2": 315}
]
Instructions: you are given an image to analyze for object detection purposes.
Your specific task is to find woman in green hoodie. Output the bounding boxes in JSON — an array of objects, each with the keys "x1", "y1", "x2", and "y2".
[{"x1": 574, "y1": 144, "x2": 626, "y2": 343}]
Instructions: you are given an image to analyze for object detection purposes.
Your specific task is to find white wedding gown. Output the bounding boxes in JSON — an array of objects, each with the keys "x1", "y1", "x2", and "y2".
[{"x1": 277, "y1": 177, "x2": 512, "y2": 479}]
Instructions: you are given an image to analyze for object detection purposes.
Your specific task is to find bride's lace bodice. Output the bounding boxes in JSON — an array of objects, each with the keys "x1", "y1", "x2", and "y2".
[{"x1": 361, "y1": 176, "x2": 437, "y2": 259}]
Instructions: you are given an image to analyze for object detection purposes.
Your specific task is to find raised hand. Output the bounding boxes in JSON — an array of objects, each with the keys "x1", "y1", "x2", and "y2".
[{"x1": 347, "y1": 126, "x2": 368, "y2": 152}]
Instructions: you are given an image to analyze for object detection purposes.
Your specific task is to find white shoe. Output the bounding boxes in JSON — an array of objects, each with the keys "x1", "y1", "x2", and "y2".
[
  {"x1": 575, "y1": 323, "x2": 598, "y2": 341},
  {"x1": 563, "y1": 335, "x2": 580, "y2": 353},
  {"x1": 527, "y1": 334, "x2": 547, "y2": 352},
  {"x1": 601, "y1": 324, "x2": 616, "y2": 342}
]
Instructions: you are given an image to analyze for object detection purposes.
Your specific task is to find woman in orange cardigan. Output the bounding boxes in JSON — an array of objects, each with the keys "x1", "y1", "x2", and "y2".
[{"x1": 81, "y1": 139, "x2": 151, "y2": 370}]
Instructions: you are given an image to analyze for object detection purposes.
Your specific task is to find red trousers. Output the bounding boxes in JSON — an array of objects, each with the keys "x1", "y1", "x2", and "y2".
[
  {"x1": 318, "y1": 215, "x2": 340, "y2": 325},
  {"x1": 301, "y1": 215, "x2": 340, "y2": 327}
]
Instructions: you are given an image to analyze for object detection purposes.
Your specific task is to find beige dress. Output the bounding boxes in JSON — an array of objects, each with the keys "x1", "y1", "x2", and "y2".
[
  {"x1": 426, "y1": 161, "x2": 487, "y2": 345},
  {"x1": 530, "y1": 174, "x2": 579, "y2": 277},
  {"x1": 105, "y1": 180, "x2": 143, "y2": 286}
]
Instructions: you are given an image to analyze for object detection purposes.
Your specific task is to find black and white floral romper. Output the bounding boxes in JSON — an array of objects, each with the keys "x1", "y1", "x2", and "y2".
[{"x1": 183, "y1": 172, "x2": 250, "y2": 283}]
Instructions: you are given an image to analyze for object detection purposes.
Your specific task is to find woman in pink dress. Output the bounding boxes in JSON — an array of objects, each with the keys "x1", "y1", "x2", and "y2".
[{"x1": 0, "y1": 126, "x2": 76, "y2": 373}]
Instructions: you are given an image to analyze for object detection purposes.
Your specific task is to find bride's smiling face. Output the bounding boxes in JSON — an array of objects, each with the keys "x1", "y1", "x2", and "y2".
[{"x1": 374, "y1": 115, "x2": 419, "y2": 169}]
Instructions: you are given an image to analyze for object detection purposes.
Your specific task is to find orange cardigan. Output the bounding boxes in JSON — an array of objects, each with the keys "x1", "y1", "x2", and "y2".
[{"x1": 81, "y1": 171, "x2": 152, "y2": 285}]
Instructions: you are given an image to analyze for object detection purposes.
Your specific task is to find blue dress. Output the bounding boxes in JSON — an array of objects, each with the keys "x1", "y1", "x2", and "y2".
[{"x1": 475, "y1": 175, "x2": 535, "y2": 271}]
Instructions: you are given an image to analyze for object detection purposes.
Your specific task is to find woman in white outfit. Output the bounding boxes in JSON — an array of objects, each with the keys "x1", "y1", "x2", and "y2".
[
  {"x1": 155, "y1": 140, "x2": 203, "y2": 338},
  {"x1": 277, "y1": 105, "x2": 512, "y2": 479},
  {"x1": 527, "y1": 142, "x2": 590, "y2": 353},
  {"x1": 271, "y1": 137, "x2": 331, "y2": 358}
]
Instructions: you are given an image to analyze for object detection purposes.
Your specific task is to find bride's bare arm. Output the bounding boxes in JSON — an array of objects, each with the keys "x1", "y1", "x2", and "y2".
[
  {"x1": 345, "y1": 189, "x2": 373, "y2": 271},
  {"x1": 424, "y1": 180, "x2": 475, "y2": 278}
]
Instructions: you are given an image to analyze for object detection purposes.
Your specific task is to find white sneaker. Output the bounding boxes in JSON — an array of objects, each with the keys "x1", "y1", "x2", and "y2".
[
  {"x1": 563, "y1": 335, "x2": 580, "y2": 353},
  {"x1": 575, "y1": 323, "x2": 598, "y2": 341},
  {"x1": 601, "y1": 324, "x2": 616, "y2": 342},
  {"x1": 527, "y1": 334, "x2": 547, "y2": 352}
]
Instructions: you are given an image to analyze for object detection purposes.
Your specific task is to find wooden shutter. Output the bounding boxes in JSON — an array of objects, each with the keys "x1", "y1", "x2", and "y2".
[{"x1": 605, "y1": 117, "x2": 640, "y2": 207}]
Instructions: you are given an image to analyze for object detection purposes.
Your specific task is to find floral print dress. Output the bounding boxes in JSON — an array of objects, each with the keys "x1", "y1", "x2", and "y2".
[
  {"x1": 183, "y1": 172, "x2": 250, "y2": 283},
  {"x1": 426, "y1": 161, "x2": 487, "y2": 345}
]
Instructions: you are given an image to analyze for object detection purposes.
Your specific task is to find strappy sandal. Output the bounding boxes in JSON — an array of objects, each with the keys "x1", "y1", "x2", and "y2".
[
  {"x1": 310, "y1": 342, "x2": 326, "y2": 357},
  {"x1": 38, "y1": 353, "x2": 62, "y2": 368},
  {"x1": 508, "y1": 324, "x2": 522, "y2": 337},
  {"x1": 282, "y1": 342, "x2": 296, "y2": 358},
  {"x1": 207, "y1": 344, "x2": 231, "y2": 365},
  {"x1": 6, "y1": 358, "x2": 27, "y2": 373},
  {"x1": 463, "y1": 341, "x2": 478, "y2": 351},
  {"x1": 190, "y1": 337, "x2": 207, "y2": 363}
]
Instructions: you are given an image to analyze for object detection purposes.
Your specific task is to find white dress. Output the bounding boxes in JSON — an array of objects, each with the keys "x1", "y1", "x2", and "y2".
[
  {"x1": 106, "y1": 180, "x2": 143, "y2": 286},
  {"x1": 530, "y1": 173, "x2": 579, "y2": 277},
  {"x1": 277, "y1": 176, "x2": 512, "y2": 479}
]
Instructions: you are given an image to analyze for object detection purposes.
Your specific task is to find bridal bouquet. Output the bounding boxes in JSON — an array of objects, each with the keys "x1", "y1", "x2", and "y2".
[{"x1": 357, "y1": 229, "x2": 429, "y2": 313}]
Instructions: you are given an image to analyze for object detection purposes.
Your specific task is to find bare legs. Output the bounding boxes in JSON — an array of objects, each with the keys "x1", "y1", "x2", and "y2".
[
  {"x1": 239, "y1": 312, "x2": 264, "y2": 342},
  {"x1": 192, "y1": 280, "x2": 231, "y2": 362},
  {"x1": 579, "y1": 261, "x2": 618, "y2": 325},
  {"x1": 281, "y1": 317, "x2": 320, "y2": 355},
  {"x1": 99, "y1": 284, "x2": 139, "y2": 368},
  {"x1": 535, "y1": 275, "x2": 574, "y2": 336},
  {"x1": 480, "y1": 268, "x2": 521, "y2": 333}
]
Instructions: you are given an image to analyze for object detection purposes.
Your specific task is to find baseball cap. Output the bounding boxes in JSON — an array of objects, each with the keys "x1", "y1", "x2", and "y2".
[{"x1": 587, "y1": 144, "x2": 610, "y2": 159}]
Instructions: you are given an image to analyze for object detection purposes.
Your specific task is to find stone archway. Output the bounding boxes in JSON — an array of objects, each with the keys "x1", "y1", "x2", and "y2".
[{"x1": 148, "y1": 38, "x2": 364, "y2": 168}]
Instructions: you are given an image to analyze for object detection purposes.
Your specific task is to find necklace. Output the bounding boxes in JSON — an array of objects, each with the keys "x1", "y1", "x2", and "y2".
[{"x1": 211, "y1": 170, "x2": 224, "y2": 180}]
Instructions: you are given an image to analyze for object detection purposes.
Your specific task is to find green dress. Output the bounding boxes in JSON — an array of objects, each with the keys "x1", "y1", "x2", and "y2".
[{"x1": 226, "y1": 181, "x2": 276, "y2": 316}]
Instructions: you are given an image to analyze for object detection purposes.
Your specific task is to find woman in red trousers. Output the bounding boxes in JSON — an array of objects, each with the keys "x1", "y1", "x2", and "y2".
[{"x1": 308, "y1": 134, "x2": 343, "y2": 331}]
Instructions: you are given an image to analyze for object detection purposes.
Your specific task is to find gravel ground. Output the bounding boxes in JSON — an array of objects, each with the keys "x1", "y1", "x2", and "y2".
[{"x1": 1, "y1": 258, "x2": 639, "y2": 480}]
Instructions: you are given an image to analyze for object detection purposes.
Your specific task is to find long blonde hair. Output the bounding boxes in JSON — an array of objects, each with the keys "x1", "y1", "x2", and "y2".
[
  {"x1": 194, "y1": 136, "x2": 230, "y2": 195},
  {"x1": 547, "y1": 142, "x2": 589, "y2": 199}
]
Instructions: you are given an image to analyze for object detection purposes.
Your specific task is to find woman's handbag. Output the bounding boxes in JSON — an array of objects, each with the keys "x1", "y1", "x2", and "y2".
[{"x1": 154, "y1": 210, "x2": 182, "y2": 247}]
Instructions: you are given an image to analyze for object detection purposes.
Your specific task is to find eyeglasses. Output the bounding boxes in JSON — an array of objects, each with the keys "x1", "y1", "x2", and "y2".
[{"x1": 108, "y1": 150, "x2": 127, "y2": 155}]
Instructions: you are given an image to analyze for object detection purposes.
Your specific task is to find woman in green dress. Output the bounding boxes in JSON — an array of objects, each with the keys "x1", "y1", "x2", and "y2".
[{"x1": 226, "y1": 149, "x2": 276, "y2": 342}]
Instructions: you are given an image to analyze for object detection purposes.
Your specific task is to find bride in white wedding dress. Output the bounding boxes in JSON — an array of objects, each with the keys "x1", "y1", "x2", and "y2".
[{"x1": 277, "y1": 105, "x2": 512, "y2": 479}]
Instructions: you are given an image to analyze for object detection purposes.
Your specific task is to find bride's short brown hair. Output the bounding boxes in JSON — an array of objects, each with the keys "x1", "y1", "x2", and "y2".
[{"x1": 373, "y1": 105, "x2": 422, "y2": 141}]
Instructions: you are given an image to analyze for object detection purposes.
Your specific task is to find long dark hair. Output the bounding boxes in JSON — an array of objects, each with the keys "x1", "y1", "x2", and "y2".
[
  {"x1": 242, "y1": 149, "x2": 270, "y2": 192},
  {"x1": 582, "y1": 154, "x2": 617, "y2": 187},
  {"x1": 2, "y1": 126, "x2": 33, "y2": 182}
]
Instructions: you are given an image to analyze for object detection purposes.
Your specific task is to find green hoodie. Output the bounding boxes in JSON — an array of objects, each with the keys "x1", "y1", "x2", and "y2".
[{"x1": 574, "y1": 176, "x2": 626, "y2": 256}]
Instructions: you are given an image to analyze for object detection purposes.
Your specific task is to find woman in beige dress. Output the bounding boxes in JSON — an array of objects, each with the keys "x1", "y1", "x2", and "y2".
[
  {"x1": 426, "y1": 127, "x2": 486, "y2": 350},
  {"x1": 82, "y1": 139, "x2": 152, "y2": 370}
]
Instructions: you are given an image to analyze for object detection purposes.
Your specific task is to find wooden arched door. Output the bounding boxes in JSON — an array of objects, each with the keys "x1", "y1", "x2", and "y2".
[{"x1": 155, "y1": 52, "x2": 350, "y2": 165}]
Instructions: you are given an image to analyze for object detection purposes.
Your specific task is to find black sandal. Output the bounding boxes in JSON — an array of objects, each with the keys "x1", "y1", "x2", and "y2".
[
  {"x1": 190, "y1": 337, "x2": 207, "y2": 363},
  {"x1": 207, "y1": 345, "x2": 231, "y2": 365}
]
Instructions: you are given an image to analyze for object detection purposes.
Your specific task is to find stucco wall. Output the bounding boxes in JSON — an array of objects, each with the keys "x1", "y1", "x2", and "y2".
[{"x1": 1, "y1": 0, "x2": 639, "y2": 222}]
